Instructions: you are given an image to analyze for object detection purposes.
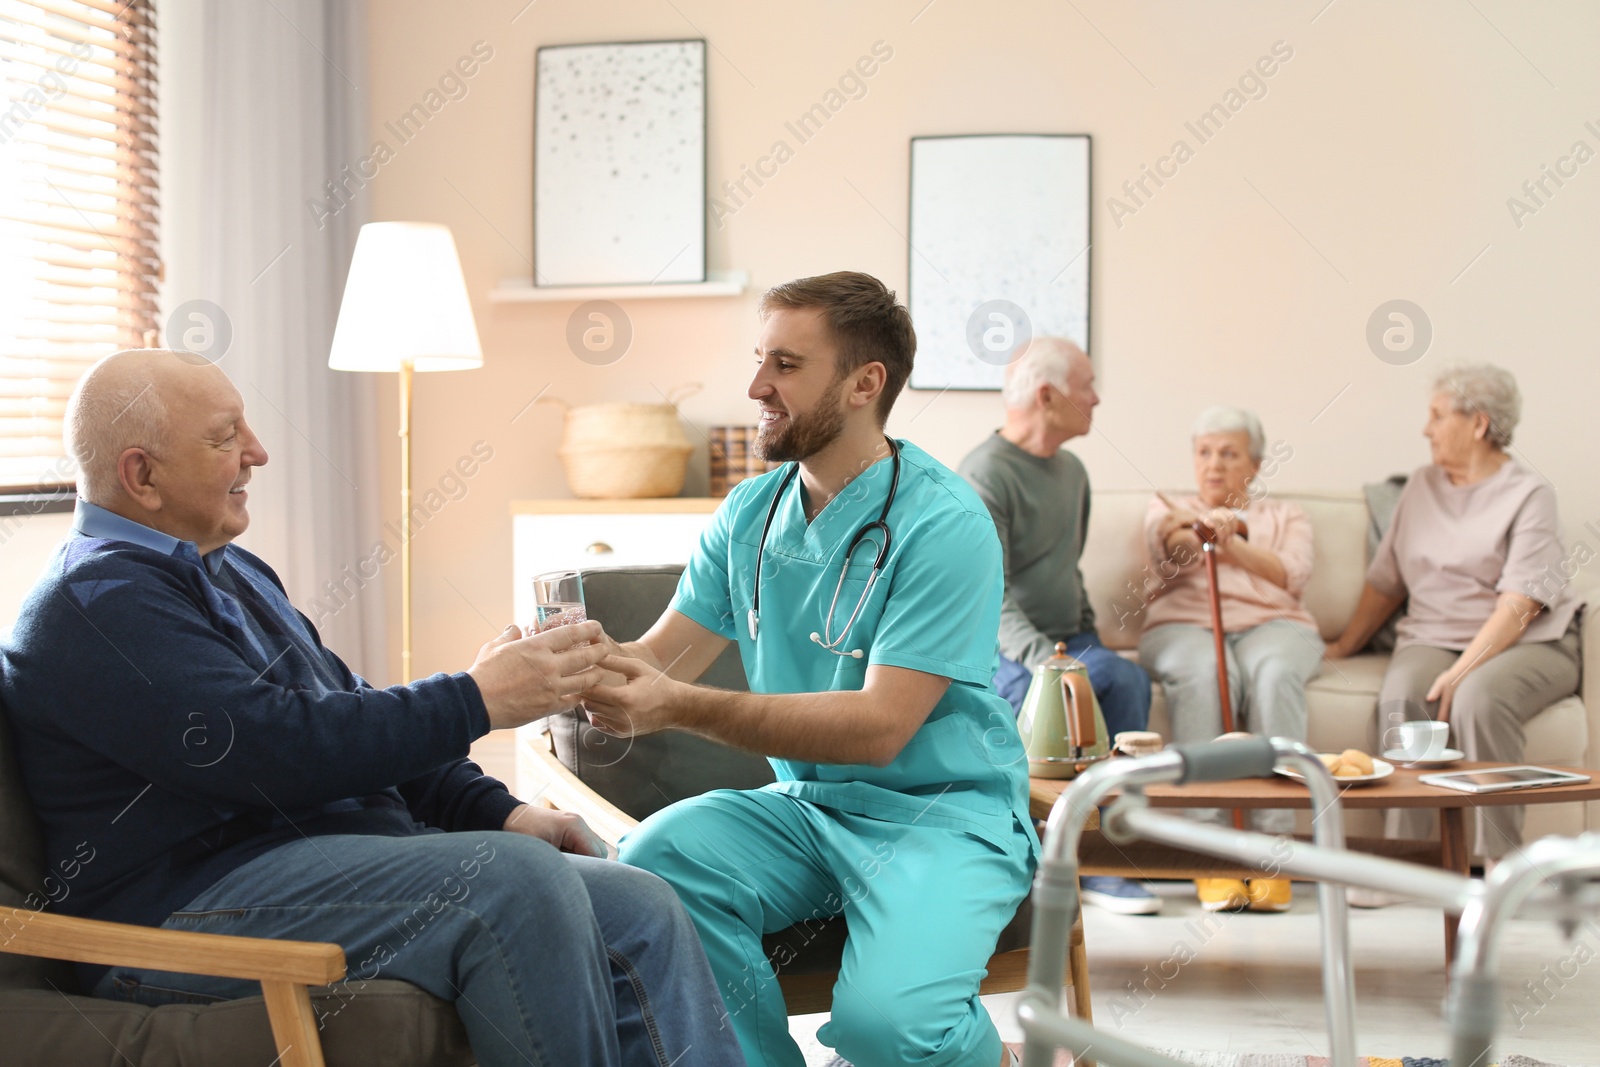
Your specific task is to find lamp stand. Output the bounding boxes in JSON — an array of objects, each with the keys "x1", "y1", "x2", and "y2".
[{"x1": 399, "y1": 359, "x2": 413, "y2": 684}]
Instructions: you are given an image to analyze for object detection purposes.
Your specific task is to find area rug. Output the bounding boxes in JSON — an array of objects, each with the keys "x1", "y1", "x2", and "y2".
[{"x1": 1144, "y1": 1053, "x2": 1577, "y2": 1067}]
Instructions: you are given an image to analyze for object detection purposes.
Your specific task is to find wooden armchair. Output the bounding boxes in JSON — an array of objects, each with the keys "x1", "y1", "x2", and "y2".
[
  {"x1": 0, "y1": 703, "x2": 474, "y2": 1067},
  {"x1": 1, "y1": 908, "x2": 343, "y2": 1067}
]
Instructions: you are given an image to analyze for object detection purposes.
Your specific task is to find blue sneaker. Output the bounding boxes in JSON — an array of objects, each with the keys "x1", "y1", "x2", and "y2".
[{"x1": 1080, "y1": 875, "x2": 1161, "y2": 915}]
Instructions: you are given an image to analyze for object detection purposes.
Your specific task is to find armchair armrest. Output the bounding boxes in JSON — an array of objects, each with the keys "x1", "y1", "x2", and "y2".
[
  {"x1": 1, "y1": 908, "x2": 343, "y2": 985},
  {"x1": 522, "y1": 728, "x2": 640, "y2": 847},
  {"x1": 1, "y1": 907, "x2": 343, "y2": 1067}
]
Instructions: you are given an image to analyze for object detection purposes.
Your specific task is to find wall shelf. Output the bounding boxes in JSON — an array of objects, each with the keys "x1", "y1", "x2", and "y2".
[{"x1": 490, "y1": 269, "x2": 748, "y2": 303}]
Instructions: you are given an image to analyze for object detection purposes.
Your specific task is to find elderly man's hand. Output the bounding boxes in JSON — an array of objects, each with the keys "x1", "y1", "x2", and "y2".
[
  {"x1": 502, "y1": 803, "x2": 612, "y2": 858},
  {"x1": 580, "y1": 653, "x2": 687, "y2": 738},
  {"x1": 468, "y1": 621, "x2": 611, "y2": 731}
]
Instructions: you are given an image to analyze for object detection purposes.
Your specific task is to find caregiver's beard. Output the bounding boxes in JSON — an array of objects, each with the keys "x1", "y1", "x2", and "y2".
[{"x1": 755, "y1": 375, "x2": 847, "y2": 463}]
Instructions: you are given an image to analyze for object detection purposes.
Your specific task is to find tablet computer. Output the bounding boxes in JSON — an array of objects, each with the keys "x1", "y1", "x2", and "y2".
[{"x1": 1418, "y1": 766, "x2": 1591, "y2": 794}]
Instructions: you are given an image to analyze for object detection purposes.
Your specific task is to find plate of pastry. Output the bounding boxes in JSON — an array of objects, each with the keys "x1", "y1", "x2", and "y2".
[{"x1": 1278, "y1": 749, "x2": 1395, "y2": 786}]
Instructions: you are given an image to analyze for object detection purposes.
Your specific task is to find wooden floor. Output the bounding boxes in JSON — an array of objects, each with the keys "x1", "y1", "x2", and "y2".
[{"x1": 791, "y1": 880, "x2": 1600, "y2": 1064}]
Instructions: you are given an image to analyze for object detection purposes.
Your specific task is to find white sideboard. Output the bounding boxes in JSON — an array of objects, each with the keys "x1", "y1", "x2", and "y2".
[{"x1": 509, "y1": 497, "x2": 719, "y2": 634}]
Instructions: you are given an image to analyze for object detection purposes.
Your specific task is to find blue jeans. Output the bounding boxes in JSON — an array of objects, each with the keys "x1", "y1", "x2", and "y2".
[
  {"x1": 995, "y1": 632, "x2": 1152, "y2": 738},
  {"x1": 92, "y1": 832, "x2": 746, "y2": 1067}
]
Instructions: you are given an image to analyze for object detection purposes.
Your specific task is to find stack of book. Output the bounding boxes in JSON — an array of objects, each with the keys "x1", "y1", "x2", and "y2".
[{"x1": 708, "y1": 425, "x2": 781, "y2": 497}]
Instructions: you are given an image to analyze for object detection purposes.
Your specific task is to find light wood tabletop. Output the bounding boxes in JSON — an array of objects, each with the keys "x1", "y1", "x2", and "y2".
[{"x1": 1029, "y1": 761, "x2": 1600, "y2": 818}]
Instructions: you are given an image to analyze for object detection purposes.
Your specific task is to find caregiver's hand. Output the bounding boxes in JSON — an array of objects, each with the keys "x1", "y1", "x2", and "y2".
[{"x1": 581, "y1": 653, "x2": 688, "y2": 737}]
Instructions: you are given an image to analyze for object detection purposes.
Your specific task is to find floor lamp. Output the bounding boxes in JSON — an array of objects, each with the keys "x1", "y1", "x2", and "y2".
[{"x1": 329, "y1": 222, "x2": 483, "y2": 683}]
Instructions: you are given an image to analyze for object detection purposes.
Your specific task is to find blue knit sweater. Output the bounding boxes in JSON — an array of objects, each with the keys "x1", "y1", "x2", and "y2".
[{"x1": 1, "y1": 504, "x2": 518, "y2": 972}]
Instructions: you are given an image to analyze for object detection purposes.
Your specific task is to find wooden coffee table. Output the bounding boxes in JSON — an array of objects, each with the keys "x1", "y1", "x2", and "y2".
[{"x1": 1029, "y1": 761, "x2": 1600, "y2": 964}]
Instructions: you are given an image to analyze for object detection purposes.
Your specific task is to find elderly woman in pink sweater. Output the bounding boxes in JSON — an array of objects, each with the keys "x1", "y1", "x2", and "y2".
[{"x1": 1140, "y1": 406, "x2": 1323, "y2": 914}]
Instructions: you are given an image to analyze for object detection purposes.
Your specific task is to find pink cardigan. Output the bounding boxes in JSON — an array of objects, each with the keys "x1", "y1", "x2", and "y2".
[{"x1": 1139, "y1": 494, "x2": 1318, "y2": 634}]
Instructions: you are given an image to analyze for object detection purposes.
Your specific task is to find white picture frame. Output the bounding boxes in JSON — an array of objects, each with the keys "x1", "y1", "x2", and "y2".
[
  {"x1": 907, "y1": 134, "x2": 1092, "y2": 390},
  {"x1": 534, "y1": 40, "x2": 706, "y2": 287}
]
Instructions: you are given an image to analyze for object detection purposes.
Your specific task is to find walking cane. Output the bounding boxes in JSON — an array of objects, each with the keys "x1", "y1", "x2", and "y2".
[{"x1": 1163, "y1": 493, "x2": 1249, "y2": 831}]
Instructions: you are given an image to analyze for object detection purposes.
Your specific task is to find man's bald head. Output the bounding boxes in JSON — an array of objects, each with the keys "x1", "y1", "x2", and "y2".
[{"x1": 66, "y1": 349, "x2": 231, "y2": 505}]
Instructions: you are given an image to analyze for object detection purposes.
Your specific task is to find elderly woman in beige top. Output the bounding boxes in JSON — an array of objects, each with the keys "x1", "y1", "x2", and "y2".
[
  {"x1": 1140, "y1": 406, "x2": 1323, "y2": 914},
  {"x1": 1327, "y1": 364, "x2": 1579, "y2": 863}
]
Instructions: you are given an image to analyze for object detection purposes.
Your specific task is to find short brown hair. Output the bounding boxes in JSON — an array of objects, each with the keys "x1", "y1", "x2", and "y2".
[{"x1": 759, "y1": 271, "x2": 916, "y2": 423}]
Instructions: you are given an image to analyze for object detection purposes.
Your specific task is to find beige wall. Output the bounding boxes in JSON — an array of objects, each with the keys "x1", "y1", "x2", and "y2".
[
  {"x1": 0, "y1": 513, "x2": 73, "y2": 632},
  {"x1": 364, "y1": 0, "x2": 1600, "y2": 683}
]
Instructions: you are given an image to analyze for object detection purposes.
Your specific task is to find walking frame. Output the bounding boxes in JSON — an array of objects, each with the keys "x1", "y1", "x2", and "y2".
[{"x1": 1014, "y1": 735, "x2": 1600, "y2": 1067}]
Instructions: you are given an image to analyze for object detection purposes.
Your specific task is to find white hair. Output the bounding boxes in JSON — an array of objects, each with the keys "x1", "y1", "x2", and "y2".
[
  {"x1": 65, "y1": 350, "x2": 171, "y2": 504},
  {"x1": 1432, "y1": 363, "x2": 1520, "y2": 450},
  {"x1": 1191, "y1": 405, "x2": 1265, "y2": 463},
  {"x1": 1001, "y1": 336, "x2": 1083, "y2": 410}
]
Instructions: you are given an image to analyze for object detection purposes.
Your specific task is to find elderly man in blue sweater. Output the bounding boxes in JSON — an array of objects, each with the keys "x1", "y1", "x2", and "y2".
[{"x1": 0, "y1": 349, "x2": 745, "y2": 1067}]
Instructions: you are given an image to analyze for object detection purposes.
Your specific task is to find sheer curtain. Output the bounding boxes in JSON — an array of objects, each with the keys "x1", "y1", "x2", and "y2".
[{"x1": 180, "y1": 1, "x2": 388, "y2": 679}]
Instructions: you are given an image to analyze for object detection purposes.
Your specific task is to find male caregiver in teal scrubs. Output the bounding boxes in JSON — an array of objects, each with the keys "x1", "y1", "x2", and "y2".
[{"x1": 582, "y1": 271, "x2": 1038, "y2": 1067}]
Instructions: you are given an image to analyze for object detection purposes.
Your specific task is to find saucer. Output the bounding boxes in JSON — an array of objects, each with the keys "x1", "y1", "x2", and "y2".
[{"x1": 1381, "y1": 747, "x2": 1465, "y2": 768}]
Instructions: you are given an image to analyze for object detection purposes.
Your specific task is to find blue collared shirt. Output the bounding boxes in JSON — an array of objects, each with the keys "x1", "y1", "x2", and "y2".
[
  {"x1": 72, "y1": 499, "x2": 230, "y2": 577},
  {"x1": 70, "y1": 499, "x2": 301, "y2": 678}
]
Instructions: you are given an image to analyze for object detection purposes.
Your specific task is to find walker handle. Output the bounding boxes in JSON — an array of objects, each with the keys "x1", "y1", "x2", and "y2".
[{"x1": 1172, "y1": 736, "x2": 1279, "y2": 784}]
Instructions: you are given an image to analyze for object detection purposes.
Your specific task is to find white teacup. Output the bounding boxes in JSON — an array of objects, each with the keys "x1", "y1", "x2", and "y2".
[{"x1": 1395, "y1": 720, "x2": 1450, "y2": 761}]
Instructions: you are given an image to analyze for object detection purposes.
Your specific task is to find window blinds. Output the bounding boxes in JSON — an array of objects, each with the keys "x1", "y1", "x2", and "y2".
[{"x1": 0, "y1": 0, "x2": 158, "y2": 490}]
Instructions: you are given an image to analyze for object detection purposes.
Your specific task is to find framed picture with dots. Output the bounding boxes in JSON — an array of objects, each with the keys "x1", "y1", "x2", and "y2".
[
  {"x1": 907, "y1": 134, "x2": 1092, "y2": 391},
  {"x1": 534, "y1": 39, "x2": 706, "y2": 287}
]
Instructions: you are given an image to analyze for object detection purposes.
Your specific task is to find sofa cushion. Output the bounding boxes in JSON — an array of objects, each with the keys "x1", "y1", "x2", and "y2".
[
  {"x1": 1525, "y1": 695, "x2": 1589, "y2": 768},
  {"x1": 0, "y1": 980, "x2": 473, "y2": 1067}
]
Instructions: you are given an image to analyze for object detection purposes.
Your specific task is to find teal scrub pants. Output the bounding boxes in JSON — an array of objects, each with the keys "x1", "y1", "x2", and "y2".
[{"x1": 620, "y1": 787, "x2": 1032, "y2": 1067}]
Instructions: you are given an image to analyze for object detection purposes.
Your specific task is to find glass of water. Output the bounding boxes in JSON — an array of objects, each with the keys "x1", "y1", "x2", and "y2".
[{"x1": 531, "y1": 570, "x2": 587, "y2": 636}]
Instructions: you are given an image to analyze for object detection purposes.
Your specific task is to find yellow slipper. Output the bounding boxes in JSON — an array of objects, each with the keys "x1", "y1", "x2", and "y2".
[
  {"x1": 1195, "y1": 878, "x2": 1250, "y2": 912},
  {"x1": 1247, "y1": 878, "x2": 1293, "y2": 913}
]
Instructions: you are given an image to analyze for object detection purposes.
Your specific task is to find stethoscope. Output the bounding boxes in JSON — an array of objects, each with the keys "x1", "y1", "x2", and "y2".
[{"x1": 746, "y1": 438, "x2": 900, "y2": 659}]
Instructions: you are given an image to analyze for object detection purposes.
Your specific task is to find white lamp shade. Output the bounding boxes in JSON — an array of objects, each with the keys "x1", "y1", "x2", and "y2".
[{"x1": 329, "y1": 222, "x2": 484, "y2": 372}]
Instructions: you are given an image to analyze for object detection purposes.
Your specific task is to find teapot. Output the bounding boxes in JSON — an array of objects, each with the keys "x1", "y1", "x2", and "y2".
[{"x1": 1016, "y1": 642, "x2": 1110, "y2": 779}]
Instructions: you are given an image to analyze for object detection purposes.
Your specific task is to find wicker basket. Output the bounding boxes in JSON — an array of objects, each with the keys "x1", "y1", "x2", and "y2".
[{"x1": 551, "y1": 386, "x2": 697, "y2": 499}]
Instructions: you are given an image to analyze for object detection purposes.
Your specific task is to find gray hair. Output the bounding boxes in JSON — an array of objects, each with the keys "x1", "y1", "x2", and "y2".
[
  {"x1": 1001, "y1": 336, "x2": 1083, "y2": 410},
  {"x1": 1191, "y1": 405, "x2": 1265, "y2": 463},
  {"x1": 65, "y1": 351, "x2": 170, "y2": 504},
  {"x1": 1432, "y1": 363, "x2": 1520, "y2": 450}
]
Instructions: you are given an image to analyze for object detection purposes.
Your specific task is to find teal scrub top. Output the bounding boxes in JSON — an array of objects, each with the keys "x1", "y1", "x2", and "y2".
[{"x1": 671, "y1": 438, "x2": 1038, "y2": 859}]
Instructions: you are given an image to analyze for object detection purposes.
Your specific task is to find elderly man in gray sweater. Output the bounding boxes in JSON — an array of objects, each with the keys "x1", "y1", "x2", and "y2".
[{"x1": 958, "y1": 337, "x2": 1157, "y2": 915}]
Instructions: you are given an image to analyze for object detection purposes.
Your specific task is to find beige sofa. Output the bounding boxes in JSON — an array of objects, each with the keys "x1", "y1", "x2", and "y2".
[{"x1": 1079, "y1": 489, "x2": 1598, "y2": 848}]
